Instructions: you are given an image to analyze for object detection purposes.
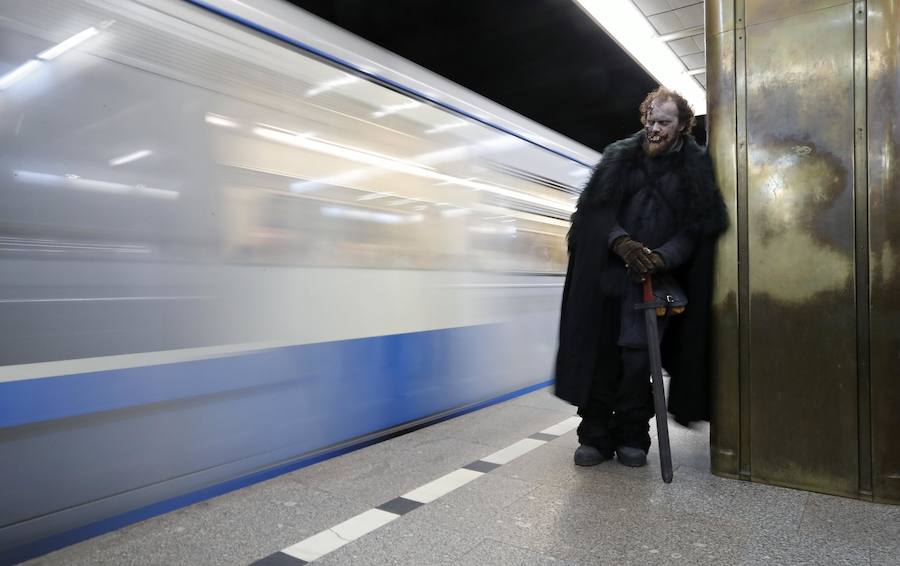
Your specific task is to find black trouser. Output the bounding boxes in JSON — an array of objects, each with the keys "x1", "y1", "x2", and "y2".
[{"x1": 576, "y1": 347, "x2": 656, "y2": 453}]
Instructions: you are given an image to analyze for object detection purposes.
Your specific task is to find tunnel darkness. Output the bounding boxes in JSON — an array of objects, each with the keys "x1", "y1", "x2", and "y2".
[{"x1": 289, "y1": 0, "x2": 706, "y2": 152}]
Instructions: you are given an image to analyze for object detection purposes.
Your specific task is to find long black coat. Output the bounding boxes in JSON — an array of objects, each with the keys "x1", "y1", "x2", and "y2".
[{"x1": 554, "y1": 132, "x2": 728, "y2": 425}]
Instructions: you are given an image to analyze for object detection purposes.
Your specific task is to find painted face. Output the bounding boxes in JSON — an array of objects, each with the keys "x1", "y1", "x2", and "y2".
[{"x1": 643, "y1": 99, "x2": 683, "y2": 156}]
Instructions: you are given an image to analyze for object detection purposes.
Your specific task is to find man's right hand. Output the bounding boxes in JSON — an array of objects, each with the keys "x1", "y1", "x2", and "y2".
[{"x1": 611, "y1": 236, "x2": 654, "y2": 282}]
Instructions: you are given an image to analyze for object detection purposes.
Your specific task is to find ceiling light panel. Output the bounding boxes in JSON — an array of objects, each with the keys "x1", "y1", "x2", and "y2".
[{"x1": 575, "y1": 0, "x2": 707, "y2": 115}]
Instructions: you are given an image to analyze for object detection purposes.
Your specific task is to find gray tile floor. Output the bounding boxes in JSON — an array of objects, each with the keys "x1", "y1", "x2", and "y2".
[{"x1": 28, "y1": 389, "x2": 900, "y2": 565}]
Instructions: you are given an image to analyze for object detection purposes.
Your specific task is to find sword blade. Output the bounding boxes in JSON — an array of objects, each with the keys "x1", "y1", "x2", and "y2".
[{"x1": 644, "y1": 307, "x2": 674, "y2": 483}]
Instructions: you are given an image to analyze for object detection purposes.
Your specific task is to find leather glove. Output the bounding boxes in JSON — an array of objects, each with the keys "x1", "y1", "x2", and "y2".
[
  {"x1": 626, "y1": 262, "x2": 649, "y2": 283},
  {"x1": 612, "y1": 236, "x2": 654, "y2": 281},
  {"x1": 648, "y1": 251, "x2": 666, "y2": 273},
  {"x1": 631, "y1": 252, "x2": 666, "y2": 282}
]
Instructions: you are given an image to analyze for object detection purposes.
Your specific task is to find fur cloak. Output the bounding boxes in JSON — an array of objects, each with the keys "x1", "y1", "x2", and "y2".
[{"x1": 554, "y1": 131, "x2": 728, "y2": 425}]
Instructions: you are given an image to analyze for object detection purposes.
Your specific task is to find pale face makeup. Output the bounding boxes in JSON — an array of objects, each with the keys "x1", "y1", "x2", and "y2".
[{"x1": 643, "y1": 99, "x2": 683, "y2": 156}]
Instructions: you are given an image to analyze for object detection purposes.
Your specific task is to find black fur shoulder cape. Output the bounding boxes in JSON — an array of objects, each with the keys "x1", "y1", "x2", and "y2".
[{"x1": 554, "y1": 131, "x2": 728, "y2": 425}]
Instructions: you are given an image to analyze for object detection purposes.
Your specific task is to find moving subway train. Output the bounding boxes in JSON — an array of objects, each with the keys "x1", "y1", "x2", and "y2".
[{"x1": 0, "y1": 0, "x2": 600, "y2": 559}]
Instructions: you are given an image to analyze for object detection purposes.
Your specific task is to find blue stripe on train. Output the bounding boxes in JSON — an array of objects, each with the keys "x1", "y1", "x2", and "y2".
[
  {"x1": 0, "y1": 322, "x2": 557, "y2": 564},
  {"x1": 1, "y1": 323, "x2": 507, "y2": 428}
]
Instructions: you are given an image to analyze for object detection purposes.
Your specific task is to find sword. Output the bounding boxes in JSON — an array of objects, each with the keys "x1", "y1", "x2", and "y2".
[{"x1": 637, "y1": 277, "x2": 674, "y2": 483}]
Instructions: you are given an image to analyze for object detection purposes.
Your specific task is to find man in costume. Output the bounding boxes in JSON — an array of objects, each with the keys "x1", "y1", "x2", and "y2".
[{"x1": 554, "y1": 87, "x2": 728, "y2": 467}]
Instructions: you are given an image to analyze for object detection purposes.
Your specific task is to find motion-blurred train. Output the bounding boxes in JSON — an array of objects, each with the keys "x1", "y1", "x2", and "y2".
[{"x1": 0, "y1": 0, "x2": 599, "y2": 559}]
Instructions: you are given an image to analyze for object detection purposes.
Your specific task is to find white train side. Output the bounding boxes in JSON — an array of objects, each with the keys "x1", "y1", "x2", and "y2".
[{"x1": 0, "y1": 0, "x2": 599, "y2": 560}]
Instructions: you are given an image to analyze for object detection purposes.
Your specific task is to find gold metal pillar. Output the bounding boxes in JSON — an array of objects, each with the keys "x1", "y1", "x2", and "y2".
[
  {"x1": 706, "y1": 0, "x2": 742, "y2": 480},
  {"x1": 867, "y1": 0, "x2": 900, "y2": 504},
  {"x1": 706, "y1": 0, "x2": 899, "y2": 504}
]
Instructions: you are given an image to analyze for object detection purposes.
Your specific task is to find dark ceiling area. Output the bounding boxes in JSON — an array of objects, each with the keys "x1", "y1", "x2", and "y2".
[{"x1": 288, "y1": 0, "x2": 705, "y2": 153}]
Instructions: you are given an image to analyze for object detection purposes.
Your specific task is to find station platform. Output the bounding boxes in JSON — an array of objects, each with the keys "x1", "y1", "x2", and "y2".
[{"x1": 26, "y1": 389, "x2": 899, "y2": 566}]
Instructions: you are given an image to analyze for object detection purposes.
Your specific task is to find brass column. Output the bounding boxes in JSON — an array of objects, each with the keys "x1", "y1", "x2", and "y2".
[
  {"x1": 706, "y1": 0, "x2": 898, "y2": 504},
  {"x1": 706, "y1": 0, "x2": 743, "y2": 480},
  {"x1": 867, "y1": 0, "x2": 900, "y2": 504}
]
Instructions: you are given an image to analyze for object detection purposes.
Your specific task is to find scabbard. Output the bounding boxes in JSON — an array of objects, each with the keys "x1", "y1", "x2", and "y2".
[{"x1": 641, "y1": 279, "x2": 674, "y2": 483}]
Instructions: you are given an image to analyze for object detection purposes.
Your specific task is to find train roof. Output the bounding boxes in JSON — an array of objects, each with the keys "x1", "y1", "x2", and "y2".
[{"x1": 189, "y1": 0, "x2": 603, "y2": 167}]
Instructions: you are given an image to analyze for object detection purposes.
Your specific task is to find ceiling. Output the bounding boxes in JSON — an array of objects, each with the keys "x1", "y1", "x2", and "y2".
[
  {"x1": 633, "y1": 0, "x2": 706, "y2": 88},
  {"x1": 288, "y1": 0, "x2": 706, "y2": 152}
]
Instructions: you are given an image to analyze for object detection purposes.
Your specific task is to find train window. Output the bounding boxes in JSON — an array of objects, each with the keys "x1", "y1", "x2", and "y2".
[{"x1": 0, "y1": 0, "x2": 581, "y2": 274}]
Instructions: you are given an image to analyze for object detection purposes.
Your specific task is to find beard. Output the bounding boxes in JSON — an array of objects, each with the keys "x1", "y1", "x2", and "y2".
[{"x1": 643, "y1": 130, "x2": 678, "y2": 156}]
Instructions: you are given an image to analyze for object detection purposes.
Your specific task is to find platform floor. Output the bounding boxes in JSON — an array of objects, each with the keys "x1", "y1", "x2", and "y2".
[{"x1": 27, "y1": 389, "x2": 899, "y2": 565}]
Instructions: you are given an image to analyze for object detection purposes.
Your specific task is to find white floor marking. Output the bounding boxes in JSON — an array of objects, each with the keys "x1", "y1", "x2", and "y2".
[
  {"x1": 540, "y1": 416, "x2": 581, "y2": 436},
  {"x1": 481, "y1": 438, "x2": 546, "y2": 465},
  {"x1": 274, "y1": 413, "x2": 578, "y2": 562},
  {"x1": 282, "y1": 529, "x2": 348, "y2": 562},
  {"x1": 330, "y1": 508, "x2": 399, "y2": 541},
  {"x1": 402, "y1": 468, "x2": 484, "y2": 504}
]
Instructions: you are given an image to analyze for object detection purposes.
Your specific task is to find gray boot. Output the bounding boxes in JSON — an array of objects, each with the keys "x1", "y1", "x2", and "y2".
[
  {"x1": 616, "y1": 446, "x2": 648, "y2": 467},
  {"x1": 574, "y1": 445, "x2": 612, "y2": 466}
]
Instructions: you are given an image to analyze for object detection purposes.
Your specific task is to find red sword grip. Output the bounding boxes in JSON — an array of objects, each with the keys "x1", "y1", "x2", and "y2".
[{"x1": 643, "y1": 277, "x2": 654, "y2": 303}]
